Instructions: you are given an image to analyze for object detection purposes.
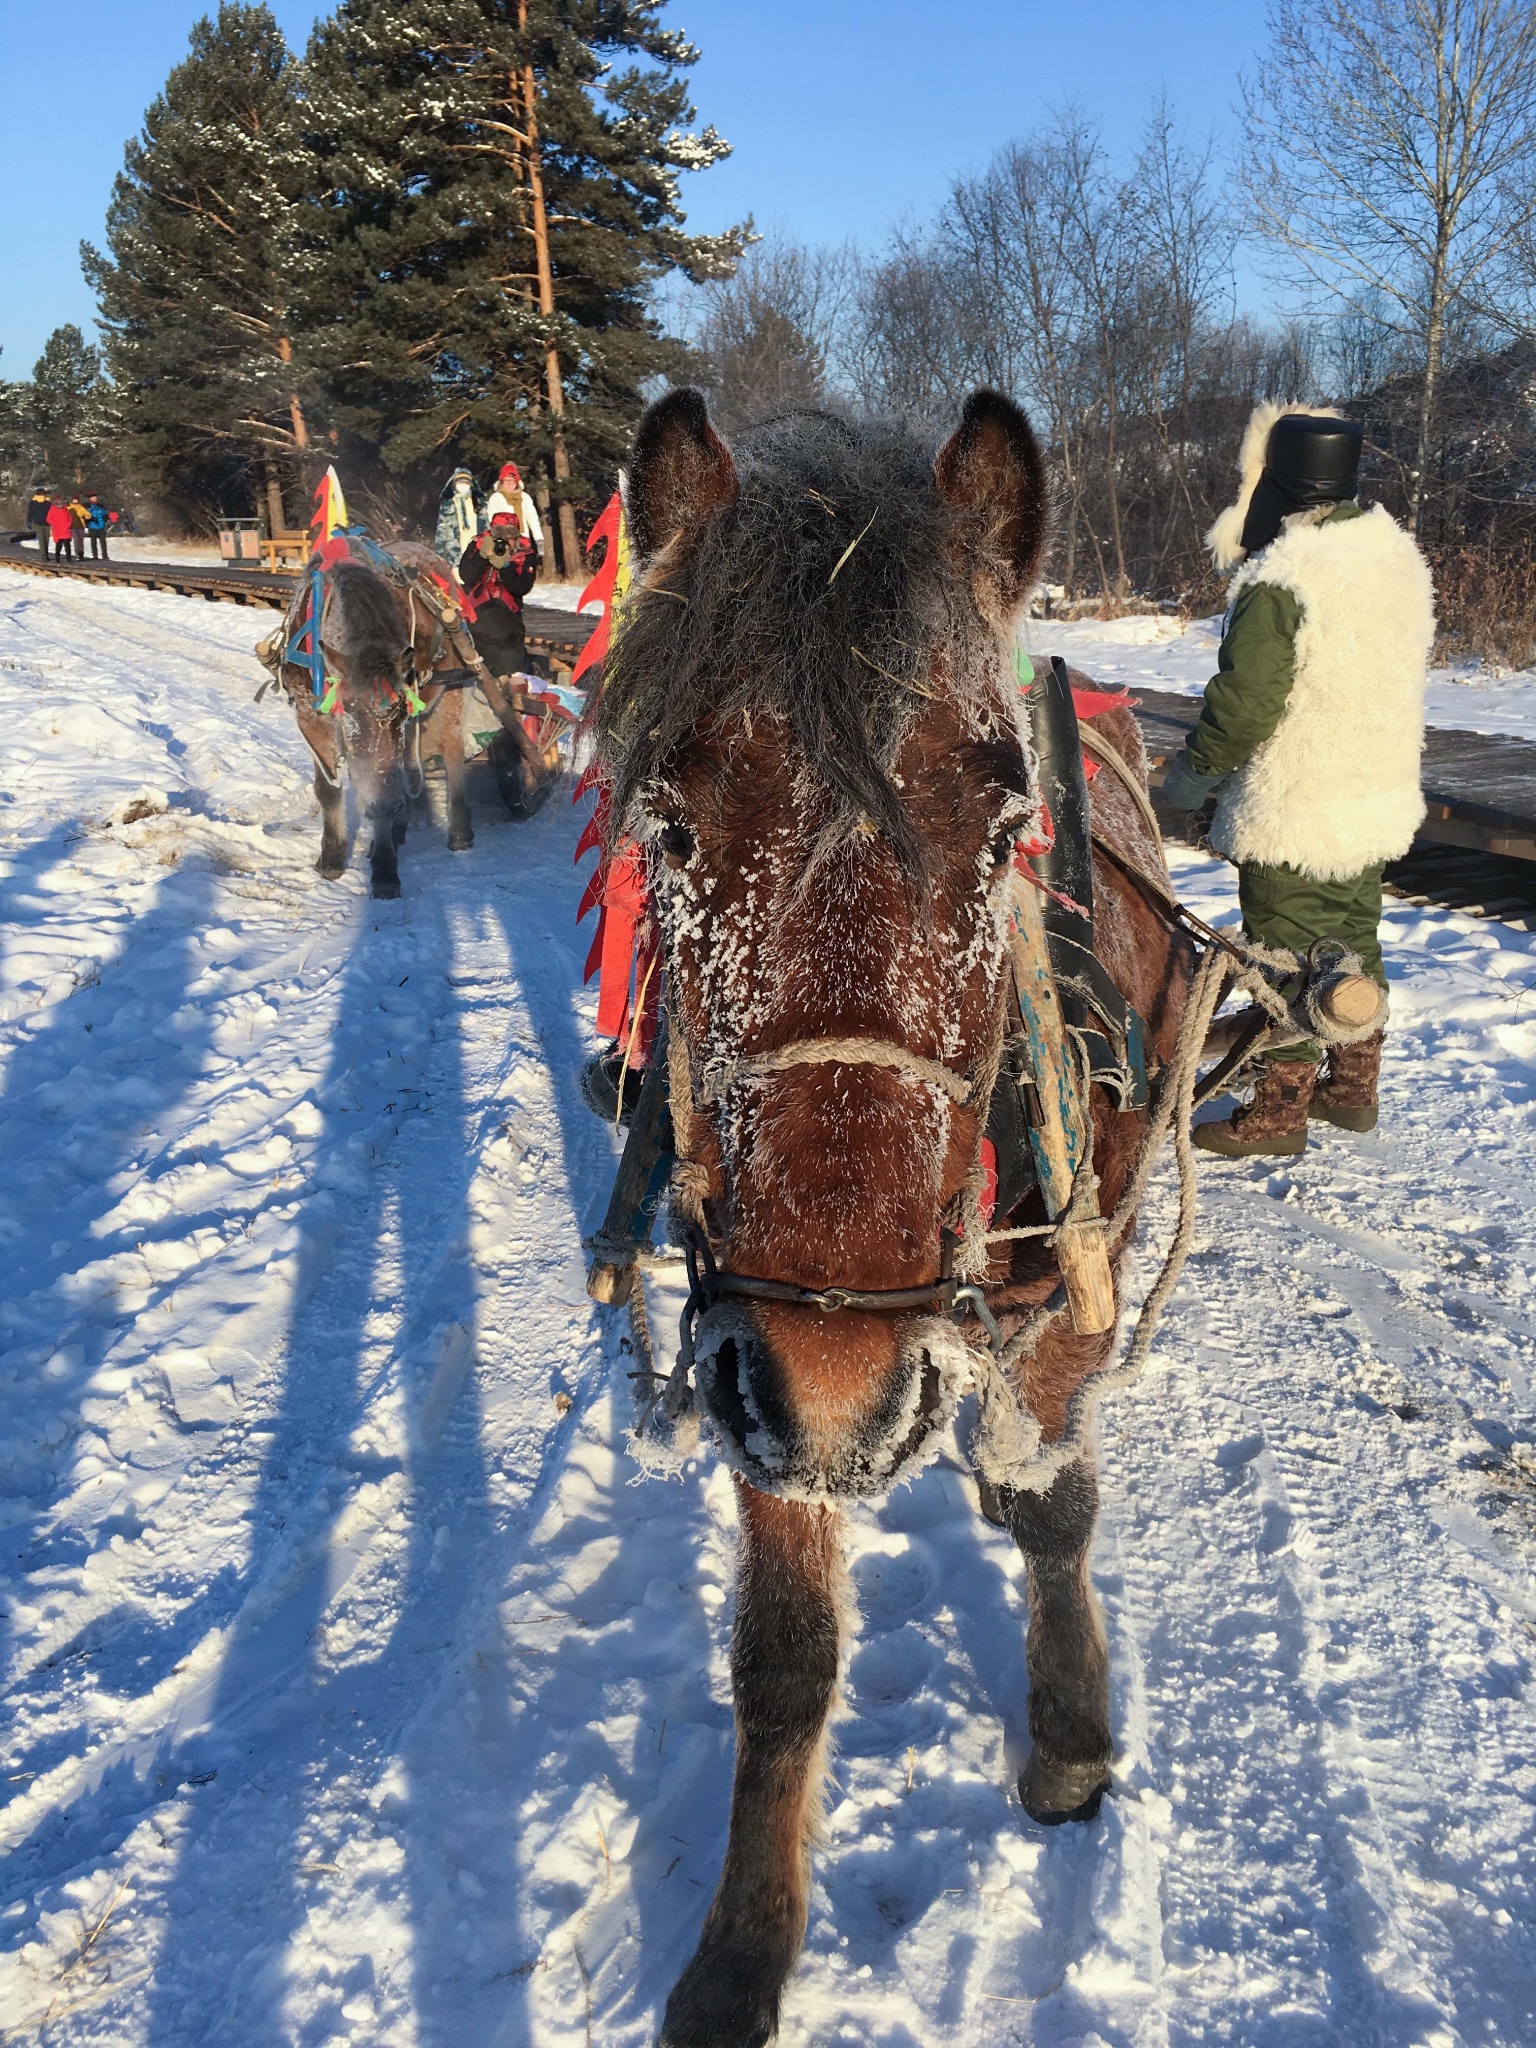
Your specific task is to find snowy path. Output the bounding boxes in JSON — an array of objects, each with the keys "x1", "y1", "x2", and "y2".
[{"x1": 1, "y1": 565, "x2": 1533, "y2": 2046}]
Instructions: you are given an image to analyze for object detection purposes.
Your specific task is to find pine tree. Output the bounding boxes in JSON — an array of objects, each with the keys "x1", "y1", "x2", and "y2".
[
  {"x1": 82, "y1": 3, "x2": 318, "y2": 531},
  {"x1": 303, "y1": 0, "x2": 744, "y2": 565},
  {"x1": 25, "y1": 326, "x2": 119, "y2": 494},
  {"x1": 0, "y1": 363, "x2": 34, "y2": 515}
]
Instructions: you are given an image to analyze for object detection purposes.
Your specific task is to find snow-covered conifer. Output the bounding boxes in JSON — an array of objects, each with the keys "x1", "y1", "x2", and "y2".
[
  {"x1": 83, "y1": 2, "x2": 318, "y2": 532},
  {"x1": 302, "y1": 0, "x2": 745, "y2": 561}
]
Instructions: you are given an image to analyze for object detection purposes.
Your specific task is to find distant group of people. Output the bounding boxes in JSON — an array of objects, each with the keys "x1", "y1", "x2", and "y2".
[
  {"x1": 435, "y1": 460, "x2": 545, "y2": 678},
  {"x1": 22, "y1": 486, "x2": 128, "y2": 562}
]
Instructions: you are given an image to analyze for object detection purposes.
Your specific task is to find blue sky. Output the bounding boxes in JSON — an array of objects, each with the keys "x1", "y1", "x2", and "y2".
[{"x1": 0, "y1": 0, "x2": 1271, "y2": 379}]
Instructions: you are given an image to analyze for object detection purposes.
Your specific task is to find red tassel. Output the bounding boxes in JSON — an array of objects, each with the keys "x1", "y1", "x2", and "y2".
[
  {"x1": 596, "y1": 896, "x2": 640, "y2": 1040},
  {"x1": 1071, "y1": 684, "x2": 1134, "y2": 720},
  {"x1": 1016, "y1": 798, "x2": 1055, "y2": 861},
  {"x1": 577, "y1": 870, "x2": 605, "y2": 923},
  {"x1": 574, "y1": 813, "x2": 604, "y2": 863},
  {"x1": 570, "y1": 612, "x2": 610, "y2": 685},
  {"x1": 978, "y1": 1138, "x2": 998, "y2": 1229}
]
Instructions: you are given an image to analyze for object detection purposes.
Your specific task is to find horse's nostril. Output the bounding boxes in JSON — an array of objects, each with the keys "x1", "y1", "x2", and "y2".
[
  {"x1": 705, "y1": 1334, "x2": 755, "y2": 1449},
  {"x1": 659, "y1": 820, "x2": 694, "y2": 868}
]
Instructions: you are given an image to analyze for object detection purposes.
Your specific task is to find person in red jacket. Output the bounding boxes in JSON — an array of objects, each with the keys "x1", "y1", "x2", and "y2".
[
  {"x1": 45, "y1": 499, "x2": 75, "y2": 562},
  {"x1": 457, "y1": 512, "x2": 537, "y2": 675}
]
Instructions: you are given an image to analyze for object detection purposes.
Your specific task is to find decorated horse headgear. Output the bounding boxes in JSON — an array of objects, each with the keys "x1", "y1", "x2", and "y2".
[{"x1": 285, "y1": 466, "x2": 424, "y2": 716}]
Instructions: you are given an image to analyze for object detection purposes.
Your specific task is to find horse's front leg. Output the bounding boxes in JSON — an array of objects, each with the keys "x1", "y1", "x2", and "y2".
[
  {"x1": 350, "y1": 720, "x2": 406, "y2": 899},
  {"x1": 295, "y1": 699, "x2": 347, "y2": 879},
  {"x1": 995, "y1": 1454, "x2": 1112, "y2": 1823},
  {"x1": 436, "y1": 692, "x2": 474, "y2": 851},
  {"x1": 661, "y1": 1483, "x2": 844, "y2": 2048}
]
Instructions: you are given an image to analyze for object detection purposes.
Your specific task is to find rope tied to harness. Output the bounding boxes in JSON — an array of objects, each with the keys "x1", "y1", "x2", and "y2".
[{"x1": 967, "y1": 943, "x2": 1229, "y2": 1494}]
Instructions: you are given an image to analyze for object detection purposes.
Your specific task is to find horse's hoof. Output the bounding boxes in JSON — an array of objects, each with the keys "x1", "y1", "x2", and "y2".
[
  {"x1": 658, "y1": 2003, "x2": 775, "y2": 2048},
  {"x1": 448, "y1": 830, "x2": 475, "y2": 852},
  {"x1": 1018, "y1": 1749, "x2": 1108, "y2": 1826},
  {"x1": 371, "y1": 878, "x2": 402, "y2": 901},
  {"x1": 315, "y1": 858, "x2": 346, "y2": 880}
]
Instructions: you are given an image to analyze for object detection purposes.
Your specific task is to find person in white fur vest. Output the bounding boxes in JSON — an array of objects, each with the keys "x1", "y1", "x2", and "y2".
[{"x1": 1161, "y1": 403, "x2": 1435, "y2": 1156}]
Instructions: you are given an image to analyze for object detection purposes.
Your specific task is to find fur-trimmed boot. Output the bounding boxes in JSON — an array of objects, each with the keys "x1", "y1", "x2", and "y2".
[
  {"x1": 1193, "y1": 1059, "x2": 1319, "y2": 1158},
  {"x1": 1310, "y1": 1030, "x2": 1384, "y2": 1132}
]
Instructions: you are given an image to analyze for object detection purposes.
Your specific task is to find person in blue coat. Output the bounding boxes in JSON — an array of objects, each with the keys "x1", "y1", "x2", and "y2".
[{"x1": 84, "y1": 495, "x2": 112, "y2": 560}]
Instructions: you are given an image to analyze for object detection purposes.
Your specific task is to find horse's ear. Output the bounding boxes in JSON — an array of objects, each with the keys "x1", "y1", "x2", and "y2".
[
  {"x1": 934, "y1": 390, "x2": 1048, "y2": 620},
  {"x1": 626, "y1": 387, "x2": 738, "y2": 560}
]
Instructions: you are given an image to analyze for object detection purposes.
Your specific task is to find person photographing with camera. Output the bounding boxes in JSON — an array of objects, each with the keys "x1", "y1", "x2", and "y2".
[{"x1": 458, "y1": 511, "x2": 538, "y2": 677}]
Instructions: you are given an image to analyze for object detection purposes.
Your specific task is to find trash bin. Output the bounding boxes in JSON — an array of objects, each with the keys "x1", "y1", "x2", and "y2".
[{"x1": 218, "y1": 517, "x2": 266, "y2": 563}]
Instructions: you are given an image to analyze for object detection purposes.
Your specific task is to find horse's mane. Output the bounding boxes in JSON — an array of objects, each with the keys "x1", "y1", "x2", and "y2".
[
  {"x1": 599, "y1": 410, "x2": 1004, "y2": 871},
  {"x1": 321, "y1": 558, "x2": 407, "y2": 686},
  {"x1": 386, "y1": 539, "x2": 449, "y2": 580}
]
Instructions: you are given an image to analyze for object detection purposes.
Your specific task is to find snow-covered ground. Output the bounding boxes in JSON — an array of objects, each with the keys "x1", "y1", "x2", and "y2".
[
  {"x1": 1, "y1": 563, "x2": 1534, "y2": 2046},
  {"x1": 1029, "y1": 610, "x2": 1536, "y2": 741}
]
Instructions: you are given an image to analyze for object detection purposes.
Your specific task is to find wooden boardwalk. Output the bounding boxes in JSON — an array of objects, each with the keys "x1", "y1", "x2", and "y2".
[{"x1": 0, "y1": 541, "x2": 596, "y2": 672}]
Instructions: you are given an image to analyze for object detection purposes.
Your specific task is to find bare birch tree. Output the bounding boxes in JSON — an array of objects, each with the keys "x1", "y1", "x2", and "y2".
[
  {"x1": 845, "y1": 107, "x2": 1310, "y2": 601},
  {"x1": 1242, "y1": 0, "x2": 1536, "y2": 533},
  {"x1": 696, "y1": 237, "x2": 858, "y2": 436}
]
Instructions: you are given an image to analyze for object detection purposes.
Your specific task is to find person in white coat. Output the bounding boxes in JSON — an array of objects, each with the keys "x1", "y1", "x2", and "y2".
[{"x1": 485, "y1": 461, "x2": 543, "y2": 566}]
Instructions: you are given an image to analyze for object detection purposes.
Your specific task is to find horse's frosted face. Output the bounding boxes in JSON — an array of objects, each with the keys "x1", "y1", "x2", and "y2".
[
  {"x1": 317, "y1": 614, "x2": 412, "y2": 808},
  {"x1": 653, "y1": 689, "x2": 1033, "y2": 1492},
  {"x1": 615, "y1": 386, "x2": 1049, "y2": 1493}
]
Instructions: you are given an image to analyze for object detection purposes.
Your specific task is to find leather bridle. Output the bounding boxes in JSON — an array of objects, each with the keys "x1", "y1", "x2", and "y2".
[{"x1": 674, "y1": 1022, "x2": 1008, "y2": 1366}]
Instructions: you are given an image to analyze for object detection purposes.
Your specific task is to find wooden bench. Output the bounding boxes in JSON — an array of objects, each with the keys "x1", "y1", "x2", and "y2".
[{"x1": 259, "y1": 531, "x2": 311, "y2": 570}]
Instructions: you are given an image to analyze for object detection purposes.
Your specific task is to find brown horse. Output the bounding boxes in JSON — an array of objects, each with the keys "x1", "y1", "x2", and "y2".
[
  {"x1": 268, "y1": 541, "x2": 570, "y2": 897},
  {"x1": 596, "y1": 391, "x2": 1195, "y2": 2047},
  {"x1": 266, "y1": 545, "x2": 473, "y2": 897}
]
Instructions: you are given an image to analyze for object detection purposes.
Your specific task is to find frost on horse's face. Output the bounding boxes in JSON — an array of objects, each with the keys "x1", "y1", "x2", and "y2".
[
  {"x1": 660, "y1": 699, "x2": 1032, "y2": 1493},
  {"x1": 603, "y1": 392, "x2": 1049, "y2": 1497}
]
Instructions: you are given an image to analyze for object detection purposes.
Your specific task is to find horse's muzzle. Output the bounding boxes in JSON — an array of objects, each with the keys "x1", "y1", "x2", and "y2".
[{"x1": 691, "y1": 1301, "x2": 967, "y2": 1499}]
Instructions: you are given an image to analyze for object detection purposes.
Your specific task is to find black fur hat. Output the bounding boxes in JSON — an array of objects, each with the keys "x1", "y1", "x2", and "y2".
[
  {"x1": 1209, "y1": 403, "x2": 1365, "y2": 568},
  {"x1": 1239, "y1": 413, "x2": 1363, "y2": 557}
]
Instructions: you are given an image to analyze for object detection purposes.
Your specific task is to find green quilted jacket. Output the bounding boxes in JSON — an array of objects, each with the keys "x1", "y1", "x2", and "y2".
[{"x1": 1186, "y1": 502, "x2": 1363, "y2": 778}]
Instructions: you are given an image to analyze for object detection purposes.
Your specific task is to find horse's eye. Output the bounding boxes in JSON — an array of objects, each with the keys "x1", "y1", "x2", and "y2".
[
  {"x1": 990, "y1": 831, "x2": 1016, "y2": 871},
  {"x1": 659, "y1": 820, "x2": 694, "y2": 869}
]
